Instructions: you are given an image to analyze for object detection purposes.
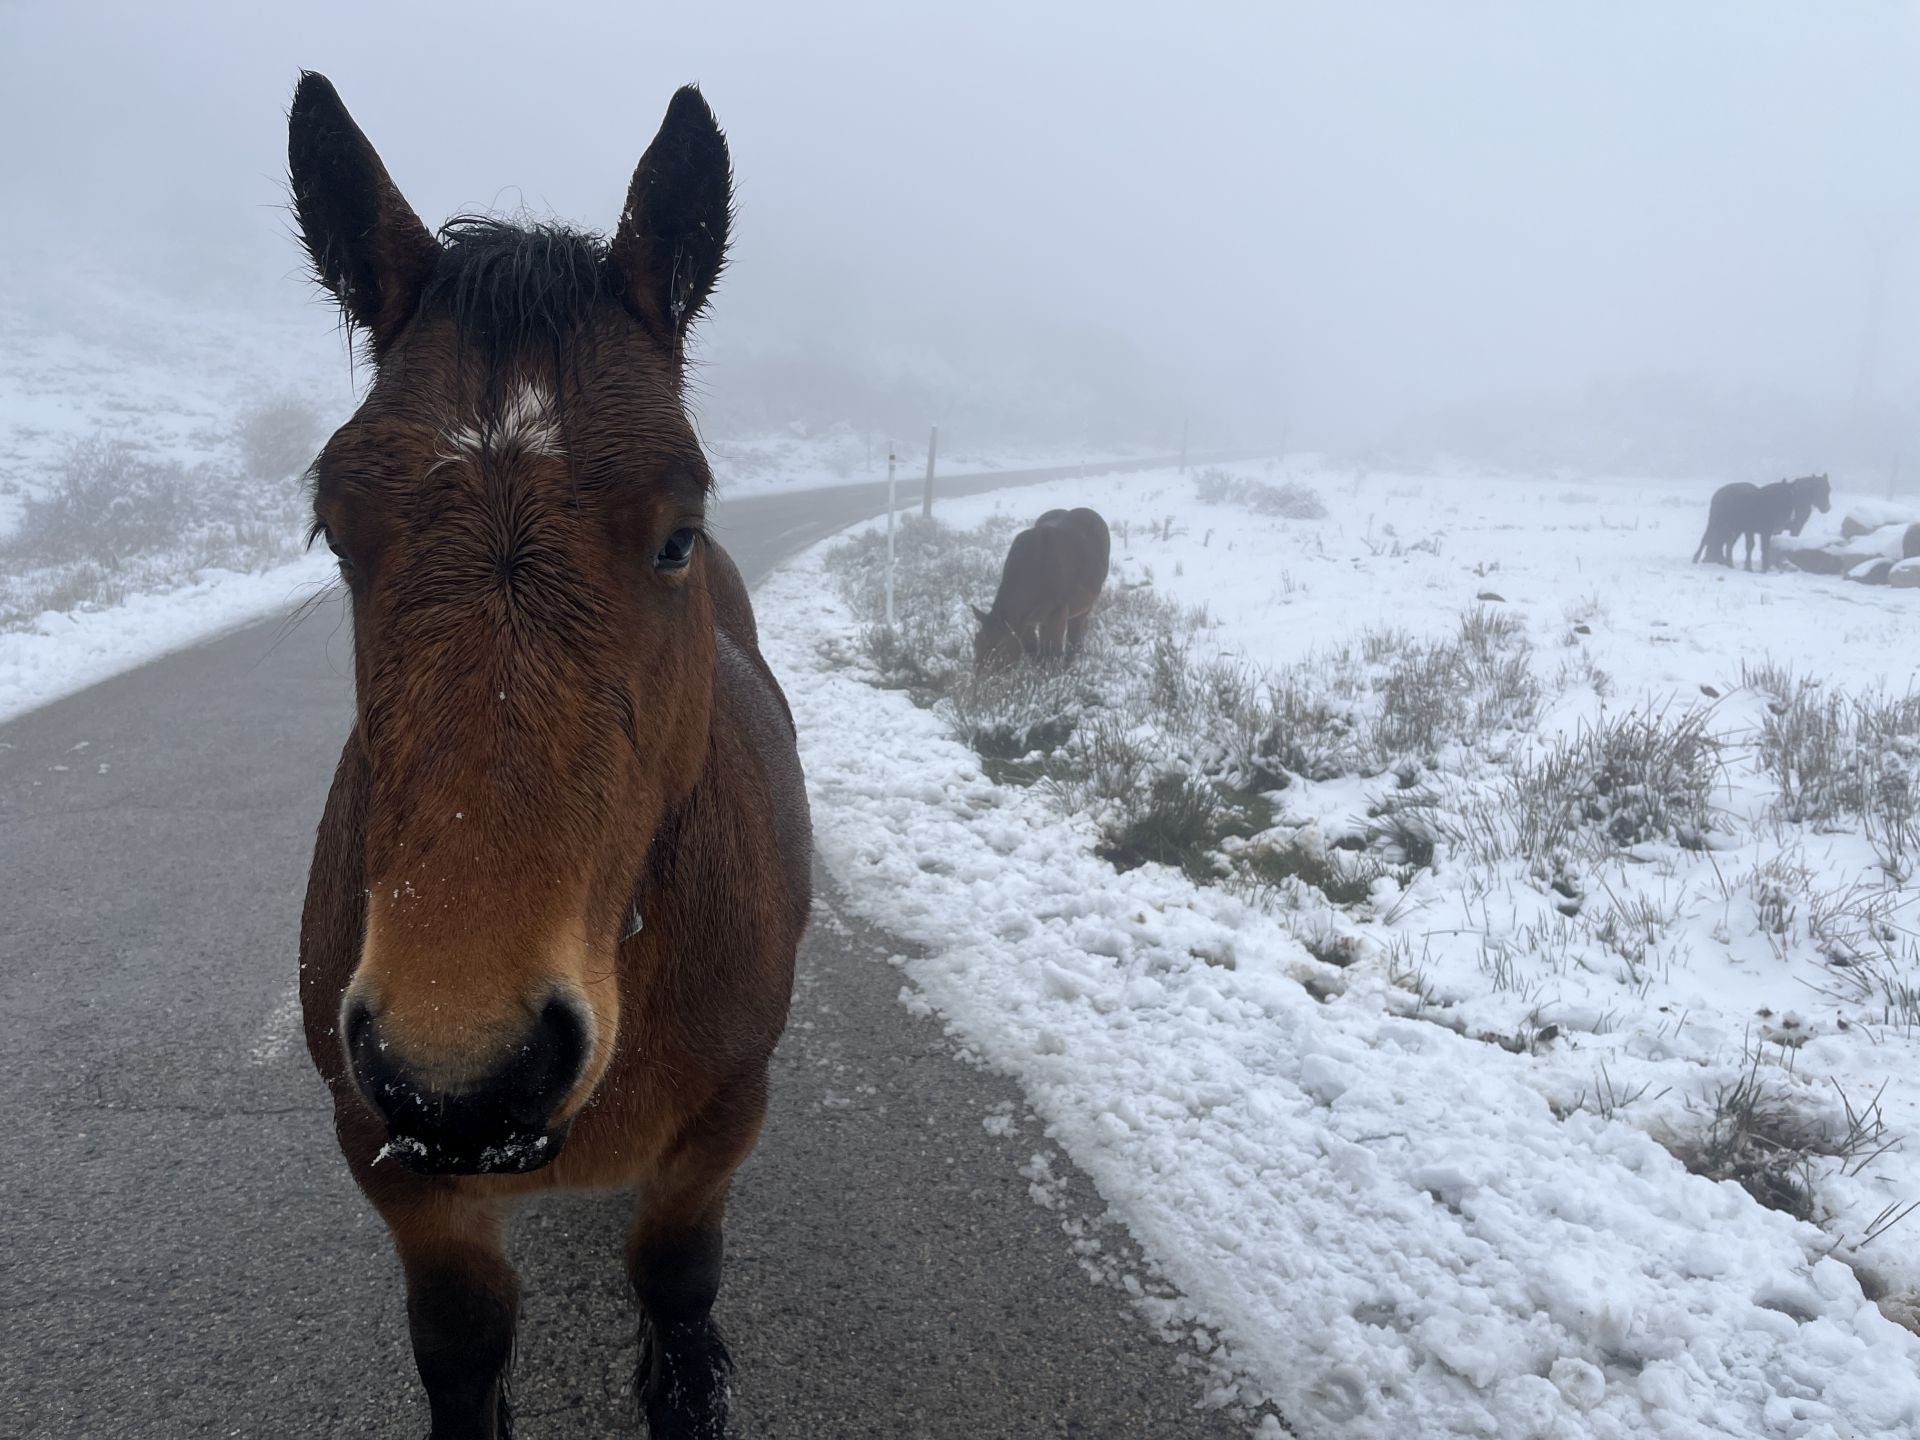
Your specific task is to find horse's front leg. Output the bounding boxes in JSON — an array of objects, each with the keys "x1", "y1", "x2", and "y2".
[
  {"x1": 1065, "y1": 608, "x2": 1091, "y2": 657},
  {"x1": 1761, "y1": 532, "x2": 1773, "y2": 572},
  {"x1": 380, "y1": 1188, "x2": 520, "y2": 1440},
  {"x1": 1038, "y1": 606, "x2": 1070, "y2": 660},
  {"x1": 628, "y1": 1088, "x2": 765, "y2": 1439}
]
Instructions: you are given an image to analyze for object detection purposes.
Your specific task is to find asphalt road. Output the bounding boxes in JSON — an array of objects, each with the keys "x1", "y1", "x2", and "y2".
[{"x1": 0, "y1": 457, "x2": 1272, "y2": 1439}]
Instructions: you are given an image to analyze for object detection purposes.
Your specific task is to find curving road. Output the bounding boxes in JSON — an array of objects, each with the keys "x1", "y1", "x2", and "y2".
[{"x1": 0, "y1": 457, "x2": 1268, "y2": 1439}]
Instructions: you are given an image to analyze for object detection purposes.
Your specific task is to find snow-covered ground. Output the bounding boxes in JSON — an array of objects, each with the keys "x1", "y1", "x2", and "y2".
[
  {"x1": 0, "y1": 265, "x2": 1113, "y2": 723},
  {"x1": 755, "y1": 458, "x2": 1920, "y2": 1438},
  {"x1": 0, "y1": 552, "x2": 337, "y2": 725},
  {"x1": 703, "y1": 423, "x2": 1136, "y2": 499},
  {"x1": 0, "y1": 267, "x2": 350, "y2": 719},
  {"x1": 0, "y1": 267, "x2": 351, "y2": 535}
]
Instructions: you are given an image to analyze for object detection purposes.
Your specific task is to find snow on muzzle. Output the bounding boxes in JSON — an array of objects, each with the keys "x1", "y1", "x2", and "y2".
[{"x1": 343, "y1": 990, "x2": 591, "y2": 1175}]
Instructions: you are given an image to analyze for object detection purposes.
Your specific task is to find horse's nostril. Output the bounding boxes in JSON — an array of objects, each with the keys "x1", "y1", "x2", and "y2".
[
  {"x1": 519, "y1": 993, "x2": 591, "y2": 1122},
  {"x1": 343, "y1": 999, "x2": 409, "y2": 1123},
  {"x1": 538, "y1": 994, "x2": 590, "y2": 1086}
]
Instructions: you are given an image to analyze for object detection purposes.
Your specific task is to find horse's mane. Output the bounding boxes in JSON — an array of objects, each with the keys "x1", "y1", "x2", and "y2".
[{"x1": 421, "y1": 217, "x2": 611, "y2": 396}]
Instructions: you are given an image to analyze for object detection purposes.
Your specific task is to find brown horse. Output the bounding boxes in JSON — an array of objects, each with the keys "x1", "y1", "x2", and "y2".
[
  {"x1": 288, "y1": 73, "x2": 810, "y2": 1439},
  {"x1": 970, "y1": 507, "x2": 1111, "y2": 674}
]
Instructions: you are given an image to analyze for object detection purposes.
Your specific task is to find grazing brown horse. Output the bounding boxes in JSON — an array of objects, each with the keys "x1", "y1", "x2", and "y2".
[
  {"x1": 970, "y1": 507, "x2": 1111, "y2": 674},
  {"x1": 288, "y1": 73, "x2": 810, "y2": 1439}
]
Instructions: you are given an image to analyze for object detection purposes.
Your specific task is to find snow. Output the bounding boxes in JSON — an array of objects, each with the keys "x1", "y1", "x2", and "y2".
[
  {"x1": 0, "y1": 553, "x2": 336, "y2": 724},
  {"x1": 0, "y1": 262, "x2": 1116, "y2": 726},
  {"x1": 755, "y1": 458, "x2": 1920, "y2": 1437},
  {"x1": 704, "y1": 423, "x2": 1142, "y2": 500},
  {"x1": 0, "y1": 262, "x2": 352, "y2": 526}
]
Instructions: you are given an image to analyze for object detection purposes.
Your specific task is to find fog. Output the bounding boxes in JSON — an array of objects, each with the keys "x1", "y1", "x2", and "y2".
[{"x1": 5, "y1": 0, "x2": 1918, "y2": 470}]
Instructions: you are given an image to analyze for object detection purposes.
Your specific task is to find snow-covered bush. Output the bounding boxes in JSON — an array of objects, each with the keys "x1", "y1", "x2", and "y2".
[
  {"x1": 1751, "y1": 669, "x2": 1920, "y2": 877},
  {"x1": 234, "y1": 394, "x2": 323, "y2": 482},
  {"x1": 1192, "y1": 465, "x2": 1327, "y2": 519},
  {"x1": 1, "y1": 399, "x2": 319, "y2": 628}
]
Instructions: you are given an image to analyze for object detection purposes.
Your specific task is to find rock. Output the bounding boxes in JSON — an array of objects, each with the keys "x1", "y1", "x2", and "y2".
[
  {"x1": 1700, "y1": 684, "x2": 1721, "y2": 699},
  {"x1": 1779, "y1": 546, "x2": 1870, "y2": 576},
  {"x1": 1846, "y1": 558, "x2": 1894, "y2": 585},
  {"x1": 1572, "y1": 624, "x2": 1591, "y2": 636},
  {"x1": 1476, "y1": 591, "x2": 1506, "y2": 602},
  {"x1": 1838, "y1": 500, "x2": 1918, "y2": 537},
  {"x1": 1906, "y1": 523, "x2": 1920, "y2": 560},
  {"x1": 1891, "y1": 558, "x2": 1920, "y2": 588}
]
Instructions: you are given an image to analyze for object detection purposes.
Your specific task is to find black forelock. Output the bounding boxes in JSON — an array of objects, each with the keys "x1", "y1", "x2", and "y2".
[{"x1": 419, "y1": 217, "x2": 612, "y2": 391}]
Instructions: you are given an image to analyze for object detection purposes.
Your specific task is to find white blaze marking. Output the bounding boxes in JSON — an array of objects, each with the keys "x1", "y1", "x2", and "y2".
[{"x1": 441, "y1": 379, "x2": 563, "y2": 462}]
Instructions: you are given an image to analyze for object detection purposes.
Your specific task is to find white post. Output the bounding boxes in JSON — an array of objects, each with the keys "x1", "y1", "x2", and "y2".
[
  {"x1": 922, "y1": 425, "x2": 939, "y2": 518},
  {"x1": 885, "y1": 450, "x2": 897, "y2": 628}
]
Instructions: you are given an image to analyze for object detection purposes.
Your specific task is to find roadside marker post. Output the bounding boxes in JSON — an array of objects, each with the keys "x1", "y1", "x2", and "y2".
[
  {"x1": 885, "y1": 450, "x2": 897, "y2": 628},
  {"x1": 922, "y1": 425, "x2": 938, "y2": 517}
]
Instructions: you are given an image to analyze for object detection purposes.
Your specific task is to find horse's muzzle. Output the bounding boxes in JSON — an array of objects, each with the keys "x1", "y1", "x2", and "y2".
[
  {"x1": 378, "y1": 1121, "x2": 572, "y2": 1176},
  {"x1": 344, "y1": 992, "x2": 590, "y2": 1176}
]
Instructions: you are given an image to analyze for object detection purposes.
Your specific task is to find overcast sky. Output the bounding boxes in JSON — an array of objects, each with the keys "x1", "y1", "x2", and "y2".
[{"x1": 4, "y1": 1, "x2": 1917, "y2": 451}]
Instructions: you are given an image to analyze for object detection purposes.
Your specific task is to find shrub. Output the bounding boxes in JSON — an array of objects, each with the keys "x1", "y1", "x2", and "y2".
[
  {"x1": 8, "y1": 438, "x2": 202, "y2": 566},
  {"x1": 1, "y1": 401, "x2": 327, "y2": 629},
  {"x1": 1751, "y1": 668, "x2": 1920, "y2": 875},
  {"x1": 1493, "y1": 705, "x2": 1725, "y2": 866},
  {"x1": 1191, "y1": 467, "x2": 1328, "y2": 520},
  {"x1": 234, "y1": 394, "x2": 323, "y2": 481},
  {"x1": 1098, "y1": 774, "x2": 1228, "y2": 880}
]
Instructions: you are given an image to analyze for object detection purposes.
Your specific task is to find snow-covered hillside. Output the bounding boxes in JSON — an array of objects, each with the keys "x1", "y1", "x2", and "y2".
[
  {"x1": 757, "y1": 458, "x2": 1920, "y2": 1437},
  {"x1": 0, "y1": 266, "x2": 1112, "y2": 721}
]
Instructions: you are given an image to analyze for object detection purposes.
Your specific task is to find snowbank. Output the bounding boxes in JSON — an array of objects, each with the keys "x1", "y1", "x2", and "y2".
[
  {"x1": 757, "y1": 460, "x2": 1920, "y2": 1437},
  {"x1": 0, "y1": 553, "x2": 334, "y2": 724}
]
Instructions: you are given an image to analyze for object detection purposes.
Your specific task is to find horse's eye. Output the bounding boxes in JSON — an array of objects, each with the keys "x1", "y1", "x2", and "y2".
[
  {"x1": 655, "y1": 527, "x2": 698, "y2": 573},
  {"x1": 318, "y1": 524, "x2": 353, "y2": 571}
]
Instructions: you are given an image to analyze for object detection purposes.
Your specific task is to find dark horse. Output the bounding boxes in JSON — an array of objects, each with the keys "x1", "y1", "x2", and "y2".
[
  {"x1": 289, "y1": 74, "x2": 810, "y2": 1439},
  {"x1": 970, "y1": 507, "x2": 1112, "y2": 675},
  {"x1": 1692, "y1": 473, "x2": 1832, "y2": 571}
]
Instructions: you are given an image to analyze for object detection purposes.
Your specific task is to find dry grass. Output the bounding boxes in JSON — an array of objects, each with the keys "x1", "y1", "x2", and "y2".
[
  {"x1": 1671, "y1": 1048, "x2": 1902, "y2": 1223},
  {"x1": 1748, "y1": 666, "x2": 1920, "y2": 878}
]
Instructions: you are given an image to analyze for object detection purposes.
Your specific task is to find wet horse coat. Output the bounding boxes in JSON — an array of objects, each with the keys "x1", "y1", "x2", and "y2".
[
  {"x1": 288, "y1": 72, "x2": 808, "y2": 1439},
  {"x1": 971, "y1": 507, "x2": 1111, "y2": 674}
]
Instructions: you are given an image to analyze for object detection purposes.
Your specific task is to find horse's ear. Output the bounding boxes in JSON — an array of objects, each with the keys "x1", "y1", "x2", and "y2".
[
  {"x1": 288, "y1": 71, "x2": 438, "y2": 355},
  {"x1": 608, "y1": 86, "x2": 732, "y2": 347},
  {"x1": 970, "y1": 604, "x2": 991, "y2": 625}
]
